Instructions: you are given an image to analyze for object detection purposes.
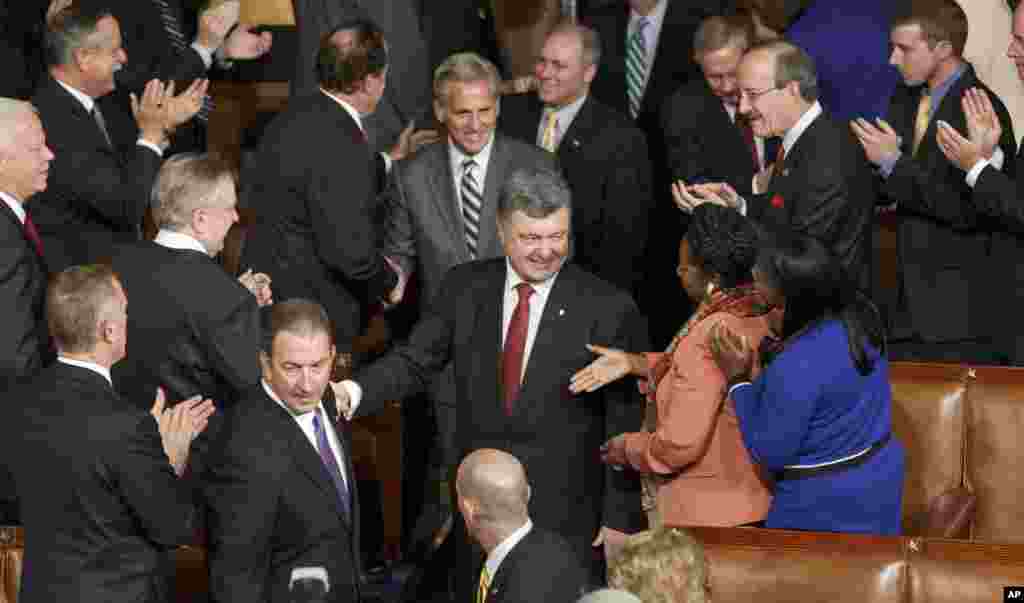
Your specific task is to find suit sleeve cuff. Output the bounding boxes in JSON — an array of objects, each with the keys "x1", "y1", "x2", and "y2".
[
  {"x1": 965, "y1": 159, "x2": 990, "y2": 188},
  {"x1": 380, "y1": 152, "x2": 393, "y2": 175},
  {"x1": 191, "y1": 42, "x2": 215, "y2": 70},
  {"x1": 878, "y1": 151, "x2": 901, "y2": 179},
  {"x1": 136, "y1": 140, "x2": 165, "y2": 157}
]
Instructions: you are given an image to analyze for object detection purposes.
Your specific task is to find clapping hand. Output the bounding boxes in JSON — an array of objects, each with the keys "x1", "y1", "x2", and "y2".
[
  {"x1": 936, "y1": 88, "x2": 1002, "y2": 172},
  {"x1": 222, "y1": 24, "x2": 273, "y2": 60},
  {"x1": 238, "y1": 269, "x2": 273, "y2": 306},
  {"x1": 162, "y1": 79, "x2": 210, "y2": 131},
  {"x1": 707, "y1": 320, "x2": 754, "y2": 385},
  {"x1": 329, "y1": 382, "x2": 352, "y2": 422},
  {"x1": 569, "y1": 344, "x2": 635, "y2": 394},
  {"x1": 850, "y1": 117, "x2": 901, "y2": 166},
  {"x1": 131, "y1": 79, "x2": 171, "y2": 146},
  {"x1": 150, "y1": 388, "x2": 216, "y2": 476},
  {"x1": 46, "y1": 0, "x2": 73, "y2": 22}
]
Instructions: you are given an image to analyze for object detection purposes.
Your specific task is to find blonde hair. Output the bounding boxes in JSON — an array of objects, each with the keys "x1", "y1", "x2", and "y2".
[{"x1": 609, "y1": 528, "x2": 709, "y2": 603}]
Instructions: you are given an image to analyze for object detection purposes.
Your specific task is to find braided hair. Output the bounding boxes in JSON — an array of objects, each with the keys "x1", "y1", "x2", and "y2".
[{"x1": 685, "y1": 204, "x2": 759, "y2": 289}]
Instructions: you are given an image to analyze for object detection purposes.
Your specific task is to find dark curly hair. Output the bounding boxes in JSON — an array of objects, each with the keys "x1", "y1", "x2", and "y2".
[{"x1": 685, "y1": 204, "x2": 758, "y2": 290}]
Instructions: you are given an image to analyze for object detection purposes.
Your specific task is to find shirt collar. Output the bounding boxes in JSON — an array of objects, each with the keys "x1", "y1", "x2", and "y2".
[
  {"x1": 630, "y1": 0, "x2": 667, "y2": 28},
  {"x1": 55, "y1": 79, "x2": 95, "y2": 113},
  {"x1": 504, "y1": 258, "x2": 560, "y2": 299},
  {"x1": 59, "y1": 356, "x2": 112, "y2": 386},
  {"x1": 927, "y1": 62, "x2": 967, "y2": 113},
  {"x1": 782, "y1": 100, "x2": 822, "y2": 158},
  {"x1": 543, "y1": 93, "x2": 588, "y2": 132},
  {"x1": 154, "y1": 229, "x2": 210, "y2": 255},
  {"x1": 449, "y1": 133, "x2": 496, "y2": 172},
  {"x1": 484, "y1": 519, "x2": 533, "y2": 579},
  {"x1": 0, "y1": 192, "x2": 26, "y2": 224},
  {"x1": 262, "y1": 379, "x2": 327, "y2": 419},
  {"x1": 319, "y1": 88, "x2": 365, "y2": 133}
]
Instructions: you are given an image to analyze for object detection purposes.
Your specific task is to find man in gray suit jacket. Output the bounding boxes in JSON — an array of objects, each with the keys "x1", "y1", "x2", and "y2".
[
  {"x1": 384, "y1": 52, "x2": 556, "y2": 553},
  {"x1": 290, "y1": 0, "x2": 431, "y2": 151}
]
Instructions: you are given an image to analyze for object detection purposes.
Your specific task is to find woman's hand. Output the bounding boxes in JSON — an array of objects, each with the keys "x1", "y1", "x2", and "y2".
[
  {"x1": 708, "y1": 320, "x2": 754, "y2": 384},
  {"x1": 570, "y1": 344, "x2": 639, "y2": 393}
]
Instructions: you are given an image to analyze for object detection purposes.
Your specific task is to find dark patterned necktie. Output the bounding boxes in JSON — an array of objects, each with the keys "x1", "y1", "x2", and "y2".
[
  {"x1": 461, "y1": 158, "x2": 483, "y2": 259},
  {"x1": 312, "y1": 409, "x2": 351, "y2": 522},
  {"x1": 502, "y1": 283, "x2": 535, "y2": 415}
]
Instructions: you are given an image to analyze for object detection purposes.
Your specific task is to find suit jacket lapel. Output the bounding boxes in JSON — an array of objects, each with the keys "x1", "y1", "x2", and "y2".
[
  {"x1": 48, "y1": 77, "x2": 113, "y2": 154},
  {"x1": 431, "y1": 144, "x2": 468, "y2": 262},
  {"x1": 478, "y1": 136, "x2": 507, "y2": 257},
  {"x1": 558, "y1": 96, "x2": 594, "y2": 155}
]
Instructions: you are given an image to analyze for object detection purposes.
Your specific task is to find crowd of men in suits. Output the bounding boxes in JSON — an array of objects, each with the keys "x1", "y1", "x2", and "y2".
[{"x1": 3, "y1": 0, "x2": 1024, "y2": 601}]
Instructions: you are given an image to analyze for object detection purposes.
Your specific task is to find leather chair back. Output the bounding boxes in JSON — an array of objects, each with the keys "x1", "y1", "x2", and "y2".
[
  {"x1": 964, "y1": 366, "x2": 1024, "y2": 542},
  {"x1": 889, "y1": 362, "x2": 970, "y2": 535},
  {"x1": 0, "y1": 527, "x2": 23, "y2": 603},
  {"x1": 908, "y1": 537, "x2": 1024, "y2": 603}
]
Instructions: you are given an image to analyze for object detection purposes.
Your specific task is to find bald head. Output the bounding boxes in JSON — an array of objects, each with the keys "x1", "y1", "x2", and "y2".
[{"x1": 457, "y1": 449, "x2": 530, "y2": 527}]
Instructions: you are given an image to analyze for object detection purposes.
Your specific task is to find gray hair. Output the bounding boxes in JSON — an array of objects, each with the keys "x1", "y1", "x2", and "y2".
[
  {"x1": 752, "y1": 40, "x2": 819, "y2": 102},
  {"x1": 0, "y1": 99, "x2": 37, "y2": 156},
  {"x1": 549, "y1": 20, "x2": 603, "y2": 67},
  {"x1": 693, "y1": 15, "x2": 752, "y2": 58},
  {"x1": 498, "y1": 167, "x2": 572, "y2": 220},
  {"x1": 577, "y1": 589, "x2": 643, "y2": 603},
  {"x1": 45, "y1": 5, "x2": 114, "y2": 67},
  {"x1": 433, "y1": 52, "x2": 501, "y2": 108},
  {"x1": 151, "y1": 153, "x2": 236, "y2": 231}
]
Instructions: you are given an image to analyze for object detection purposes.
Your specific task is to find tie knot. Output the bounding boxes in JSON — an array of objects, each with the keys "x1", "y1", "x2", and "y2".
[
  {"x1": 462, "y1": 158, "x2": 477, "y2": 172},
  {"x1": 638, "y1": 16, "x2": 649, "y2": 31},
  {"x1": 515, "y1": 282, "x2": 535, "y2": 300}
]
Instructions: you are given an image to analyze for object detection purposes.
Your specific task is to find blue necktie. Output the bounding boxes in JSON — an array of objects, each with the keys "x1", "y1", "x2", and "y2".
[{"x1": 312, "y1": 409, "x2": 351, "y2": 521}]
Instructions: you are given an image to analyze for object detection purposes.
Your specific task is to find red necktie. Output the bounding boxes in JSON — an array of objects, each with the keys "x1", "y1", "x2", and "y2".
[
  {"x1": 23, "y1": 212, "x2": 44, "y2": 257},
  {"x1": 738, "y1": 115, "x2": 760, "y2": 171},
  {"x1": 502, "y1": 283, "x2": 535, "y2": 415}
]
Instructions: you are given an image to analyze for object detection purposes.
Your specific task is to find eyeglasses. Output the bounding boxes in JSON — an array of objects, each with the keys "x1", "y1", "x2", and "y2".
[{"x1": 739, "y1": 86, "x2": 783, "y2": 103}]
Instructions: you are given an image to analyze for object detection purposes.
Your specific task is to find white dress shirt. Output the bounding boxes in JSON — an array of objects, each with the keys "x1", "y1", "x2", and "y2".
[
  {"x1": 501, "y1": 259, "x2": 559, "y2": 382},
  {"x1": 56, "y1": 79, "x2": 164, "y2": 157},
  {"x1": 742, "y1": 101, "x2": 821, "y2": 205},
  {"x1": 59, "y1": 356, "x2": 113, "y2": 386},
  {"x1": 153, "y1": 229, "x2": 209, "y2": 255},
  {"x1": 449, "y1": 134, "x2": 496, "y2": 216},
  {"x1": 262, "y1": 380, "x2": 349, "y2": 490},
  {"x1": 628, "y1": 0, "x2": 668, "y2": 93},
  {"x1": 535, "y1": 94, "x2": 588, "y2": 150},
  {"x1": 484, "y1": 519, "x2": 533, "y2": 581},
  {"x1": 0, "y1": 192, "x2": 26, "y2": 225}
]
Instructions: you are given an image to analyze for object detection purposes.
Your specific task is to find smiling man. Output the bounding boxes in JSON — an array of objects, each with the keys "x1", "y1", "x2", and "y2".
[
  {"x1": 345, "y1": 167, "x2": 647, "y2": 595},
  {"x1": 678, "y1": 39, "x2": 875, "y2": 291}
]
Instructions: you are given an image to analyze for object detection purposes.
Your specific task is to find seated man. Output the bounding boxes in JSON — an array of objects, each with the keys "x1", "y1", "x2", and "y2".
[
  {"x1": 31, "y1": 4, "x2": 204, "y2": 272},
  {"x1": 112, "y1": 152, "x2": 268, "y2": 411},
  {"x1": 0, "y1": 264, "x2": 213, "y2": 603},
  {"x1": 459, "y1": 449, "x2": 588, "y2": 603},
  {"x1": 609, "y1": 528, "x2": 710, "y2": 603}
]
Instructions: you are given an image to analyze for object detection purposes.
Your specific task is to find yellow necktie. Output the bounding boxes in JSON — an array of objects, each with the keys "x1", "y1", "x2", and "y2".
[
  {"x1": 477, "y1": 566, "x2": 491, "y2": 603},
  {"x1": 540, "y1": 111, "x2": 559, "y2": 152},
  {"x1": 912, "y1": 91, "x2": 932, "y2": 156}
]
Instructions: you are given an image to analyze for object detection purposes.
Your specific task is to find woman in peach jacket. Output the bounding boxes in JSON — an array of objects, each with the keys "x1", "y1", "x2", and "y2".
[{"x1": 571, "y1": 204, "x2": 774, "y2": 528}]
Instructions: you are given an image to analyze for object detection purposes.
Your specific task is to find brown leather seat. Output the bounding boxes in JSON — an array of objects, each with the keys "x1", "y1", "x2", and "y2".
[{"x1": 0, "y1": 527, "x2": 23, "y2": 603}]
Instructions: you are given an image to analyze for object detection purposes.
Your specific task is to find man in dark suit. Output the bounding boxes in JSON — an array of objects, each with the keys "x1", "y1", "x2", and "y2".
[
  {"x1": 851, "y1": 0, "x2": 1016, "y2": 364},
  {"x1": 679, "y1": 40, "x2": 876, "y2": 291},
  {"x1": 241, "y1": 19, "x2": 403, "y2": 360},
  {"x1": 936, "y1": 1, "x2": 1024, "y2": 364},
  {"x1": 0, "y1": 264, "x2": 214, "y2": 603},
  {"x1": 0, "y1": 99, "x2": 55, "y2": 524},
  {"x1": 339, "y1": 167, "x2": 647, "y2": 595},
  {"x1": 204, "y1": 299, "x2": 364, "y2": 603},
  {"x1": 75, "y1": 0, "x2": 272, "y2": 152},
  {"x1": 385, "y1": 51, "x2": 556, "y2": 556},
  {"x1": 112, "y1": 153, "x2": 266, "y2": 410},
  {"x1": 30, "y1": 5, "x2": 203, "y2": 272},
  {"x1": 457, "y1": 449, "x2": 587, "y2": 603},
  {"x1": 290, "y1": 0, "x2": 431, "y2": 152},
  {"x1": 499, "y1": 22, "x2": 653, "y2": 297}
]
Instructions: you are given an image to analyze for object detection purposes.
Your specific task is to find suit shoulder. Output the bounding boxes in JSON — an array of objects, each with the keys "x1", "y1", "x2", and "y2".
[
  {"x1": 499, "y1": 135, "x2": 558, "y2": 169},
  {"x1": 563, "y1": 265, "x2": 638, "y2": 309}
]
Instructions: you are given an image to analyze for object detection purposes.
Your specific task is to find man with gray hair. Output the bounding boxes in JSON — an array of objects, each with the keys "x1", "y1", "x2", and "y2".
[
  {"x1": 383, "y1": 50, "x2": 556, "y2": 555},
  {"x1": 340, "y1": 166, "x2": 647, "y2": 595},
  {"x1": 500, "y1": 21, "x2": 653, "y2": 298},
  {"x1": 676, "y1": 39, "x2": 876, "y2": 291},
  {"x1": 111, "y1": 153, "x2": 267, "y2": 414},
  {"x1": 29, "y1": 4, "x2": 205, "y2": 273},
  {"x1": 457, "y1": 448, "x2": 587, "y2": 603}
]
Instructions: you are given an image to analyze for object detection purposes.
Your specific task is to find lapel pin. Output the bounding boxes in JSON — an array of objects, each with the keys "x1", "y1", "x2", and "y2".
[
  {"x1": 559, "y1": 308, "x2": 565, "y2": 316},
  {"x1": 571, "y1": 139, "x2": 580, "y2": 148}
]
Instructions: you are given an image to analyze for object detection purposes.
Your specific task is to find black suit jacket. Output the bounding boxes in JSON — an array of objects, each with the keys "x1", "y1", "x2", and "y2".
[
  {"x1": 0, "y1": 362, "x2": 196, "y2": 603},
  {"x1": 111, "y1": 241, "x2": 261, "y2": 409},
  {"x1": 881, "y1": 63, "x2": 1017, "y2": 342},
  {"x1": 241, "y1": 91, "x2": 398, "y2": 350},
  {"x1": 205, "y1": 385, "x2": 363, "y2": 603},
  {"x1": 29, "y1": 75, "x2": 162, "y2": 272},
  {"x1": 0, "y1": 200, "x2": 49, "y2": 389},
  {"x1": 748, "y1": 109, "x2": 876, "y2": 291},
  {"x1": 498, "y1": 94, "x2": 653, "y2": 296},
  {"x1": 660, "y1": 78, "x2": 760, "y2": 195},
  {"x1": 354, "y1": 259, "x2": 647, "y2": 562},
  {"x1": 482, "y1": 528, "x2": 588, "y2": 603}
]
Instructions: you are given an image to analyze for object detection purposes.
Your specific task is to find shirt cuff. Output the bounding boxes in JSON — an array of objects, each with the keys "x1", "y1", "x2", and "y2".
[
  {"x1": 727, "y1": 381, "x2": 752, "y2": 397},
  {"x1": 965, "y1": 159, "x2": 990, "y2": 188},
  {"x1": 190, "y1": 42, "x2": 215, "y2": 70},
  {"x1": 737, "y1": 195, "x2": 748, "y2": 216},
  {"x1": 990, "y1": 146, "x2": 1006, "y2": 171},
  {"x1": 380, "y1": 152, "x2": 393, "y2": 175},
  {"x1": 878, "y1": 151, "x2": 901, "y2": 179},
  {"x1": 136, "y1": 139, "x2": 164, "y2": 157},
  {"x1": 341, "y1": 380, "x2": 363, "y2": 419}
]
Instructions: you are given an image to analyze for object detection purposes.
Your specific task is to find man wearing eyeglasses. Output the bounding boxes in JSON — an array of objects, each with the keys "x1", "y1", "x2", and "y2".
[{"x1": 675, "y1": 39, "x2": 876, "y2": 291}]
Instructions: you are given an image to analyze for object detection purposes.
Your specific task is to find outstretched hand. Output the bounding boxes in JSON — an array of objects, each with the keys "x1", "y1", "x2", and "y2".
[{"x1": 569, "y1": 344, "x2": 636, "y2": 394}]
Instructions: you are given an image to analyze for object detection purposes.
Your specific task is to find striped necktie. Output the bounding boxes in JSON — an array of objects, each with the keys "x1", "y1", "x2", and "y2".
[
  {"x1": 461, "y1": 158, "x2": 483, "y2": 259},
  {"x1": 626, "y1": 16, "x2": 650, "y2": 119},
  {"x1": 153, "y1": 0, "x2": 213, "y2": 122},
  {"x1": 540, "y1": 110, "x2": 559, "y2": 152}
]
